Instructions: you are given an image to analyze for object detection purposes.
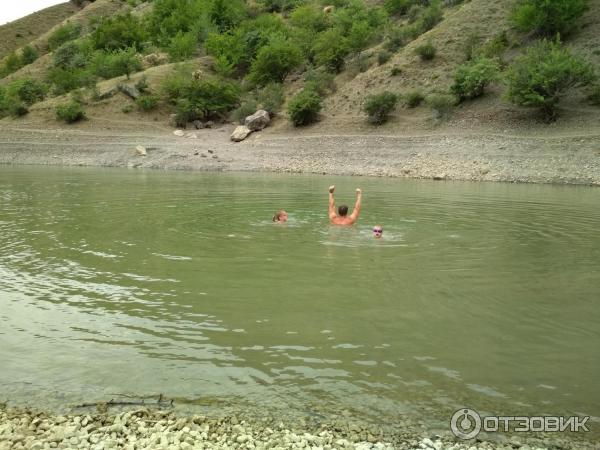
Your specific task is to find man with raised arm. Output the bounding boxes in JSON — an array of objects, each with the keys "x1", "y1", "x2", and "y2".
[{"x1": 328, "y1": 185, "x2": 362, "y2": 226}]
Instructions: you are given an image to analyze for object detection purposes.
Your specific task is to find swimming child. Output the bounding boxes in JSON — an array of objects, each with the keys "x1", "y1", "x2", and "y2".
[
  {"x1": 373, "y1": 225, "x2": 383, "y2": 238},
  {"x1": 272, "y1": 210, "x2": 288, "y2": 223}
]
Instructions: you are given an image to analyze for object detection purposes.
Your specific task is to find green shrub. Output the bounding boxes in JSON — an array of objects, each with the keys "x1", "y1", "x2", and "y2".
[
  {"x1": 505, "y1": 39, "x2": 595, "y2": 121},
  {"x1": 363, "y1": 91, "x2": 398, "y2": 124},
  {"x1": 426, "y1": 93, "x2": 457, "y2": 119},
  {"x1": 385, "y1": 0, "x2": 417, "y2": 15},
  {"x1": 478, "y1": 31, "x2": 509, "y2": 61},
  {"x1": 21, "y1": 46, "x2": 38, "y2": 65},
  {"x1": 7, "y1": 78, "x2": 48, "y2": 105},
  {"x1": 47, "y1": 67, "x2": 96, "y2": 95},
  {"x1": 313, "y1": 28, "x2": 350, "y2": 73},
  {"x1": 9, "y1": 102, "x2": 29, "y2": 117},
  {"x1": 147, "y1": 0, "x2": 212, "y2": 46},
  {"x1": 257, "y1": 82, "x2": 285, "y2": 114},
  {"x1": 404, "y1": 90, "x2": 424, "y2": 107},
  {"x1": 290, "y1": 5, "x2": 328, "y2": 32},
  {"x1": 136, "y1": 95, "x2": 160, "y2": 111},
  {"x1": 208, "y1": 0, "x2": 247, "y2": 32},
  {"x1": 511, "y1": 0, "x2": 589, "y2": 36},
  {"x1": 0, "y1": 52, "x2": 24, "y2": 78},
  {"x1": 93, "y1": 48, "x2": 142, "y2": 80},
  {"x1": 416, "y1": 2, "x2": 443, "y2": 32},
  {"x1": 407, "y1": 4, "x2": 423, "y2": 23},
  {"x1": 163, "y1": 74, "x2": 240, "y2": 121},
  {"x1": 91, "y1": 13, "x2": 147, "y2": 51},
  {"x1": 231, "y1": 98, "x2": 258, "y2": 124},
  {"x1": 56, "y1": 99, "x2": 86, "y2": 123},
  {"x1": 205, "y1": 32, "x2": 245, "y2": 75},
  {"x1": 167, "y1": 31, "x2": 198, "y2": 62},
  {"x1": 451, "y1": 57, "x2": 500, "y2": 101},
  {"x1": 122, "y1": 104, "x2": 134, "y2": 113},
  {"x1": 248, "y1": 38, "x2": 303, "y2": 85},
  {"x1": 378, "y1": 50, "x2": 392, "y2": 65},
  {"x1": 258, "y1": 0, "x2": 304, "y2": 13},
  {"x1": 390, "y1": 66, "x2": 402, "y2": 76},
  {"x1": 415, "y1": 41, "x2": 436, "y2": 60},
  {"x1": 287, "y1": 88, "x2": 322, "y2": 126},
  {"x1": 52, "y1": 40, "x2": 93, "y2": 69},
  {"x1": 384, "y1": 26, "x2": 409, "y2": 52},
  {"x1": 48, "y1": 22, "x2": 81, "y2": 50},
  {"x1": 463, "y1": 32, "x2": 481, "y2": 61}
]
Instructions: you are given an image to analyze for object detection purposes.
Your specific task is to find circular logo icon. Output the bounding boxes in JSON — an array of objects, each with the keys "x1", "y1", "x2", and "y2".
[{"x1": 450, "y1": 408, "x2": 482, "y2": 440}]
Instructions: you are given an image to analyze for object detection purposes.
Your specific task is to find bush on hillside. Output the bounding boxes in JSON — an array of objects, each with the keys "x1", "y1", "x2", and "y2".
[
  {"x1": 47, "y1": 67, "x2": 96, "y2": 95},
  {"x1": 415, "y1": 2, "x2": 444, "y2": 33},
  {"x1": 385, "y1": 0, "x2": 417, "y2": 15},
  {"x1": 136, "y1": 95, "x2": 160, "y2": 111},
  {"x1": 48, "y1": 22, "x2": 82, "y2": 50},
  {"x1": 588, "y1": 85, "x2": 600, "y2": 106},
  {"x1": 258, "y1": 0, "x2": 304, "y2": 13},
  {"x1": 451, "y1": 57, "x2": 500, "y2": 101},
  {"x1": 21, "y1": 46, "x2": 39, "y2": 65},
  {"x1": 404, "y1": 90, "x2": 425, "y2": 107},
  {"x1": 56, "y1": 99, "x2": 86, "y2": 123},
  {"x1": 415, "y1": 41, "x2": 436, "y2": 60},
  {"x1": 7, "y1": 78, "x2": 48, "y2": 105},
  {"x1": 167, "y1": 31, "x2": 198, "y2": 62},
  {"x1": 91, "y1": 48, "x2": 142, "y2": 79},
  {"x1": 248, "y1": 38, "x2": 303, "y2": 85},
  {"x1": 90, "y1": 13, "x2": 147, "y2": 51},
  {"x1": 289, "y1": 5, "x2": 328, "y2": 32},
  {"x1": 52, "y1": 40, "x2": 93, "y2": 69},
  {"x1": 506, "y1": 39, "x2": 595, "y2": 121},
  {"x1": 313, "y1": 28, "x2": 350, "y2": 73},
  {"x1": 163, "y1": 74, "x2": 240, "y2": 121},
  {"x1": 287, "y1": 88, "x2": 322, "y2": 126},
  {"x1": 426, "y1": 93, "x2": 458, "y2": 119},
  {"x1": 363, "y1": 91, "x2": 399, "y2": 124},
  {"x1": 511, "y1": 0, "x2": 589, "y2": 36},
  {"x1": 0, "y1": 52, "x2": 24, "y2": 78}
]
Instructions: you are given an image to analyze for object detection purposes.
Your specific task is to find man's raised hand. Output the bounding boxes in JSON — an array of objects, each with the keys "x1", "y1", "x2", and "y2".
[{"x1": 329, "y1": 185, "x2": 335, "y2": 194}]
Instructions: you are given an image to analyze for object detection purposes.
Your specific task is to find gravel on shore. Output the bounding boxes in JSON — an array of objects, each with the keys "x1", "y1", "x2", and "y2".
[
  {"x1": 1, "y1": 404, "x2": 597, "y2": 450},
  {"x1": 0, "y1": 126, "x2": 599, "y2": 185}
]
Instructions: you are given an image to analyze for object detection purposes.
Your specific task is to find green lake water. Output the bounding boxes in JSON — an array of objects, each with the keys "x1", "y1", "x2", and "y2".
[{"x1": 1, "y1": 167, "x2": 599, "y2": 435}]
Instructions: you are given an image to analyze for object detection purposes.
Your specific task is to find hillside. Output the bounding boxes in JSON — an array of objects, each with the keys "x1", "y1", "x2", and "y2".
[
  {"x1": 0, "y1": 0, "x2": 599, "y2": 185},
  {"x1": 0, "y1": 2, "x2": 79, "y2": 60}
]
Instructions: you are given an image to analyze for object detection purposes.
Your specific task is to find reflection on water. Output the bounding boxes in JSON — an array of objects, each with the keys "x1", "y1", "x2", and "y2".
[{"x1": 1, "y1": 167, "x2": 600, "y2": 433}]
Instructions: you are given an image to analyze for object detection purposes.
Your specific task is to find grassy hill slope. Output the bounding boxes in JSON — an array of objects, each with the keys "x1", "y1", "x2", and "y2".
[{"x1": 0, "y1": 3, "x2": 79, "y2": 59}]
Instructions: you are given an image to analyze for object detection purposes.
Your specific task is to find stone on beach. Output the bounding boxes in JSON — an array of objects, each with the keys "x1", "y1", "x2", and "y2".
[
  {"x1": 231, "y1": 126, "x2": 252, "y2": 142},
  {"x1": 135, "y1": 145, "x2": 147, "y2": 156},
  {"x1": 244, "y1": 110, "x2": 270, "y2": 131}
]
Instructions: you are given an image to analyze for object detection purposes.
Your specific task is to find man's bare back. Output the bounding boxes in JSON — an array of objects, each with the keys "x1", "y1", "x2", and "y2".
[{"x1": 328, "y1": 185, "x2": 362, "y2": 225}]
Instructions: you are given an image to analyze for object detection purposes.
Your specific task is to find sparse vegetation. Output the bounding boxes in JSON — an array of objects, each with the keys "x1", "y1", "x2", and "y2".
[
  {"x1": 378, "y1": 50, "x2": 392, "y2": 65},
  {"x1": 48, "y1": 22, "x2": 81, "y2": 51},
  {"x1": 426, "y1": 93, "x2": 458, "y2": 119},
  {"x1": 363, "y1": 91, "x2": 399, "y2": 124},
  {"x1": 404, "y1": 90, "x2": 424, "y2": 108},
  {"x1": 287, "y1": 87, "x2": 322, "y2": 126},
  {"x1": 390, "y1": 66, "x2": 402, "y2": 76},
  {"x1": 451, "y1": 57, "x2": 500, "y2": 101},
  {"x1": 415, "y1": 41, "x2": 436, "y2": 60},
  {"x1": 505, "y1": 39, "x2": 595, "y2": 121},
  {"x1": 588, "y1": 85, "x2": 600, "y2": 106},
  {"x1": 136, "y1": 95, "x2": 160, "y2": 111},
  {"x1": 56, "y1": 98, "x2": 86, "y2": 123}
]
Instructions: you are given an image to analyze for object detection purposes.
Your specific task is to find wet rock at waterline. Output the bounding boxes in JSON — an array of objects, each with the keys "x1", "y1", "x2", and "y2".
[
  {"x1": 244, "y1": 110, "x2": 270, "y2": 131},
  {"x1": 231, "y1": 126, "x2": 252, "y2": 142}
]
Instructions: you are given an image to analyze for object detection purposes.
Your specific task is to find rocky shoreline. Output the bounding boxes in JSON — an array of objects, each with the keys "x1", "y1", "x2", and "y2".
[
  {"x1": 1, "y1": 403, "x2": 597, "y2": 450},
  {"x1": 0, "y1": 125, "x2": 599, "y2": 185}
]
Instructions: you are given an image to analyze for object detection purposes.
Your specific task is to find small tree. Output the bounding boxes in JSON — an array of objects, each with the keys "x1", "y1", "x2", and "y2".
[
  {"x1": 404, "y1": 90, "x2": 424, "y2": 108},
  {"x1": 505, "y1": 39, "x2": 595, "y2": 121},
  {"x1": 48, "y1": 22, "x2": 82, "y2": 50},
  {"x1": 313, "y1": 28, "x2": 350, "y2": 73},
  {"x1": 167, "y1": 31, "x2": 197, "y2": 62},
  {"x1": 511, "y1": 0, "x2": 589, "y2": 36},
  {"x1": 451, "y1": 57, "x2": 500, "y2": 101},
  {"x1": 56, "y1": 99, "x2": 86, "y2": 123},
  {"x1": 363, "y1": 91, "x2": 399, "y2": 124},
  {"x1": 287, "y1": 88, "x2": 322, "y2": 126},
  {"x1": 248, "y1": 38, "x2": 303, "y2": 86}
]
